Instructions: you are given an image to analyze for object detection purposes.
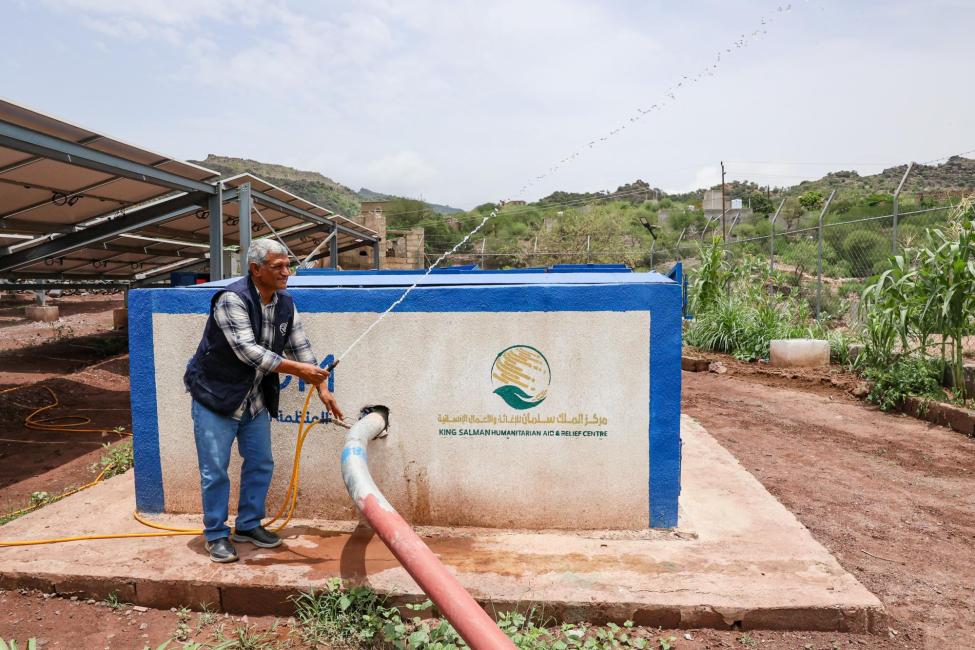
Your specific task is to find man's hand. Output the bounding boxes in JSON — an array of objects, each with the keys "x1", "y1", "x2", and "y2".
[
  {"x1": 317, "y1": 384, "x2": 345, "y2": 422},
  {"x1": 277, "y1": 359, "x2": 330, "y2": 385}
]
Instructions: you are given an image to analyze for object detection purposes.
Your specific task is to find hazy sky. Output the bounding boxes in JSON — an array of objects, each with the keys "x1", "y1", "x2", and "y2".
[{"x1": 3, "y1": 1, "x2": 973, "y2": 209}]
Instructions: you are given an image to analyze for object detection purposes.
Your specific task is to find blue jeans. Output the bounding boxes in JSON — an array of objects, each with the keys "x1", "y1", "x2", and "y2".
[{"x1": 191, "y1": 400, "x2": 274, "y2": 542}]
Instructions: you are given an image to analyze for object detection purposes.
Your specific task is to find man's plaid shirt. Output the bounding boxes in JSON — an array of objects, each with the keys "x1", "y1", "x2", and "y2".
[{"x1": 212, "y1": 291, "x2": 316, "y2": 420}]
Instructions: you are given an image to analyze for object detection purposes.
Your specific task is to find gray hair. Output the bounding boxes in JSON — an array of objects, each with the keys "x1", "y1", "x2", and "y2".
[{"x1": 247, "y1": 239, "x2": 288, "y2": 267}]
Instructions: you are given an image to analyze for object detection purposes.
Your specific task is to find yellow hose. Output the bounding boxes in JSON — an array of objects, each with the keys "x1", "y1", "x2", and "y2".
[{"x1": 0, "y1": 385, "x2": 329, "y2": 547}]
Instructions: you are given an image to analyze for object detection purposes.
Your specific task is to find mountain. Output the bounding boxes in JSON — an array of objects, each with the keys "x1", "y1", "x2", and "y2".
[
  {"x1": 192, "y1": 155, "x2": 464, "y2": 218},
  {"x1": 787, "y1": 156, "x2": 975, "y2": 197},
  {"x1": 194, "y1": 155, "x2": 361, "y2": 217},
  {"x1": 358, "y1": 187, "x2": 463, "y2": 215}
]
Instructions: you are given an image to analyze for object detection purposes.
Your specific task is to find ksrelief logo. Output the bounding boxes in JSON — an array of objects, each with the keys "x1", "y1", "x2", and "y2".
[{"x1": 491, "y1": 345, "x2": 551, "y2": 410}]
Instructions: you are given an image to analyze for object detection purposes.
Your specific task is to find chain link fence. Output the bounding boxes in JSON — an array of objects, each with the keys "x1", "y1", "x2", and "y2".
[{"x1": 425, "y1": 203, "x2": 959, "y2": 321}]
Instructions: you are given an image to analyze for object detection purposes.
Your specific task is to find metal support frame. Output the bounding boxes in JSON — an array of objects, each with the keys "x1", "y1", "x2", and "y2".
[
  {"x1": 0, "y1": 119, "x2": 216, "y2": 195},
  {"x1": 299, "y1": 230, "x2": 336, "y2": 269},
  {"x1": 208, "y1": 184, "x2": 224, "y2": 281},
  {"x1": 0, "y1": 191, "x2": 210, "y2": 274},
  {"x1": 238, "y1": 183, "x2": 252, "y2": 270},
  {"x1": 372, "y1": 240, "x2": 381, "y2": 269},
  {"x1": 249, "y1": 188, "x2": 378, "y2": 245},
  {"x1": 816, "y1": 190, "x2": 836, "y2": 320},
  {"x1": 329, "y1": 229, "x2": 339, "y2": 269},
  {"x1": 892, "y1": 162, "x2": 914, "y2": 255}
]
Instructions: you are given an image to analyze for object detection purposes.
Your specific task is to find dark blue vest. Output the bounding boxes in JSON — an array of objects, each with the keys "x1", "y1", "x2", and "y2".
[{"x1": 183, "y1": 276, "x2": 295, "y2": 417}]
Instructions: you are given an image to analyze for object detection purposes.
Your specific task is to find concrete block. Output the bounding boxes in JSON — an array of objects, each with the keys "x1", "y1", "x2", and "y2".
[
  {"x1": 54, "y1": 576, "x2": 136, "y2": 601},
  {"x1": 25, "y1": 305, "x2": 59, "y2": 322},
  {"x1": 769, "y1": 339, "x2": 829, "y2": 368},
  {"x1": 112, "y1": 307, "x2": 128, "y2": 330},
  {"x1": 902, "y1": 397, "x2": 975, "y2": 437},
  {"x1": 221, "y1": 584, "x2": 296, "y2": 616},
  {"x1": 681, "y1": 356, "x2": 710, "y2": 372},
  {"x1": 135, "y1": 579, "x2": 220, "y2": 610},
  {"x1": 941, "y1": 362, "x2": 975, "y2": 396}
]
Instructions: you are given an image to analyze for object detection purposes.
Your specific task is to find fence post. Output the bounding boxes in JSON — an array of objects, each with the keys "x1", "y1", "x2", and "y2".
[
  {"x1": 892, "y1": 162, "x2": 914, "y2": 255},
  {"x1": 769, "y1": 199, "x2": 785, "y2": 295},
  {"x1": 675, "y1": 227, "x2": 687, "y2": 260},
  {"x1": 816, "y1": 190, "x2": 836, "y2": 320}
]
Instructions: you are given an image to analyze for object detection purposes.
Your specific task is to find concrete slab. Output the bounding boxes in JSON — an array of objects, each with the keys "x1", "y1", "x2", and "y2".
[{"x1": 0, "y1": 416, "x2": 883, "y2": 632}]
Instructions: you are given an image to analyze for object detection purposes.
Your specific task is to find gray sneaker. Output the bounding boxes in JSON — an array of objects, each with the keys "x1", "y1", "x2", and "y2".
[
  {"x1": 231, "y1": 526, "x2": 282, "y2": 548},
  {"x1": 205, "y1": 537, "x2": 239, "y2": 563}
]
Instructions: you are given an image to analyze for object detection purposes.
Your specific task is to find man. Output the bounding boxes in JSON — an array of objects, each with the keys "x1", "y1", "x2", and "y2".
[{"x1": 183, "y1": 239, "x2": 344, "y2": 563}]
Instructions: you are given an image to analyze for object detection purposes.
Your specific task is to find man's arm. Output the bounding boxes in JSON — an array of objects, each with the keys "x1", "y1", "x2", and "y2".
[
  {"x1": 214, "y1": 293, "x2": 327, "y2": 385},
  {"x1": 283, "y1": 308, "x2": 345, "y2": 420}
]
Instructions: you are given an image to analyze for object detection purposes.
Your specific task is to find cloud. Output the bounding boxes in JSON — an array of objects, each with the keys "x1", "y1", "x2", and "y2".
[
  {"x1": 364, "y1": 151, "x2": 438, "y2": 196},
  {"x1": 689, "y1": 166, "x2": 721, "y2": 192}
]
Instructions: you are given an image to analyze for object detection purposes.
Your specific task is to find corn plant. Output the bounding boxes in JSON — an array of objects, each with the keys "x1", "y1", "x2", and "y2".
[
  {"x1": 859, "y1": 197, "x2": 975, "y2": 400},
  {"x1": 688, "y1": 237, "x2": 729, "y2": 315},
  {"x1": 0, "y1": 640, "x2": 36, "y2": 650}
]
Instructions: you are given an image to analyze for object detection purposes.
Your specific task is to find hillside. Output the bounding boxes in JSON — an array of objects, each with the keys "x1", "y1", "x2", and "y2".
[
  {"x1": 194, "y1": 155, "x2": 361, "y2": 217},
  {"x1": 193, "y1": 155, "x2": 463, "y2": 217},
  {"x1": 788, "y1": 155, "x2": 975, "y2": 197},
  {"x1": 358, "y1": 187, "x2": 462, "y2": 215}
]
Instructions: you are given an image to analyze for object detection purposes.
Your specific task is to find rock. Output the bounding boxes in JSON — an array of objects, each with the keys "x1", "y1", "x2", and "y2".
[
  {"x1": 132, "y1": 605, "x2": 148, "y2": 613},
  {"x1": 139, "y1": 623, "x2": 148, "y2": 630},
  {"x1": 708, "y1": 361, "x2": 727, "y2": 374},
  {"x1": 850, "y1": 382, "x2": 871, "y2": 398}
]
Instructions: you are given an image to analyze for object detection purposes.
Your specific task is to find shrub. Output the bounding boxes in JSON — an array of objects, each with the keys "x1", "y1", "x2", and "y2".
[{"x1": 862, "y1": 356, "x2": 942, "y2": 411}]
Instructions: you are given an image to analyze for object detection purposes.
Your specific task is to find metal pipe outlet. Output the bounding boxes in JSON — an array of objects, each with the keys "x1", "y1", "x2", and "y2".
[{"x1": 340, "y1": 406, "x2": 515, "y2": 650}]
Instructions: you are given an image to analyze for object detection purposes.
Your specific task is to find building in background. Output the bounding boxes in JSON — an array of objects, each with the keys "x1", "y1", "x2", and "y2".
[{"x1": 335, "y1": 201, "x2": 425, "y2": 270}]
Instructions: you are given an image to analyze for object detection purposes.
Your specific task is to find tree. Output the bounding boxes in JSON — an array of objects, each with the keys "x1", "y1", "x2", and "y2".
[
  {"x1": 749, "y1": 191, "x2": 774, "y2": 215},
  {"x1": 798, "y1": 190, "x2": 824, "y2": 211}
]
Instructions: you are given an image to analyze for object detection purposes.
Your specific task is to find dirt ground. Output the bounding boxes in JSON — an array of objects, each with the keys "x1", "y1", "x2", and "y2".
[
  {"x1": 1, "y1": 297, "x2": 973, "y2": 648},
  {"x1": 682, "y1": 353, "x2": 975, "y2": 649}
]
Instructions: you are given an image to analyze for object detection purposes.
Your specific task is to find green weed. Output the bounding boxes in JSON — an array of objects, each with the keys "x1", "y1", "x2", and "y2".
[
  {"x1": 104, "y1": 590, "x2": 128, "y2": 610},
  {"x1": 92, "y1": 441, "x2": 134, "y2": 478}
]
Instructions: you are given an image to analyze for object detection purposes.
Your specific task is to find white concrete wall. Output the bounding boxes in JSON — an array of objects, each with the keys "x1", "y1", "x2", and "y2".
[{"x1": 152, "y1": 310, "x2": 651, "y2": 529}]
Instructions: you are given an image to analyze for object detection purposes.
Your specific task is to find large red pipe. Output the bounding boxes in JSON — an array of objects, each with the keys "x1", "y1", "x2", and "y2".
[{"x1": 341, "y1": 408, "x2": 516, "y2": 650}]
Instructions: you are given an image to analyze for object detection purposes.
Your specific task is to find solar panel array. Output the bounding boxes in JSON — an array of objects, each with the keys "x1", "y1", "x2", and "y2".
[{"x1": 0, "y1": 99, "x2": 379, "y2": 285}]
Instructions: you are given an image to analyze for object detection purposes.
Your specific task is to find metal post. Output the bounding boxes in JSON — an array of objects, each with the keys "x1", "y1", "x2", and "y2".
[
  {"x1": 299, "y1": 230, "x2": 335, "y2": 269},
  {"x1": 675, "y1": 227, "x2": 687, "y2": 260},
  {"x1": 208, "y1": 183, "x2": 224, "y2": 281},
  {"x1": 769, "y1": 199, "x2": 785, "y2": 295},
  {"x1": 238, "y1": 183, "x2": 252, "y2": 272},
  {"x1": 372, "y1": 240, "x2": 381, "y2": 269},
  {"x1": 586, "y1": 235, "x2": 591, "y2": 263},
  {"x1": 816, "y1": 190, "x2": 836, "y2": 320},
  {"x1": 727, "y1": 210, "x2": 742, "y2": 238},
  {"x1": 892, "y1": 162, "x2": 914, "y2": 255},
  {"x1": 649, "y1": 238, "x2": 656, "y2": 268},
  {"x1": 329, "y1": 228, "x2": 339, "y2": 269},
  {"x1": 720, "y1": 160, "x2": 727, "y2": 241}
]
